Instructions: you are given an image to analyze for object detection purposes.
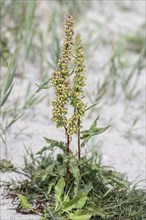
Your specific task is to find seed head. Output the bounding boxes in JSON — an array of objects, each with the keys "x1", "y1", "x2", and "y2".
[{"x1": 52, "y1": 15, "x2": 74, "y2": 128}]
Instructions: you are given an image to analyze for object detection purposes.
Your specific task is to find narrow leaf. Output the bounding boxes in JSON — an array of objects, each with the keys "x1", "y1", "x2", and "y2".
[{"x1": 86, "y1": 101, "x2": 99, "y2": 111}]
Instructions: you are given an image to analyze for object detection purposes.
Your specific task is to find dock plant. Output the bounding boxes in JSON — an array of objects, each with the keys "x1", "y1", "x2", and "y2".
[
  {"x1": 51, "y1": 15, "x2": 107, "y2": 177},
  {"x1": 5, "y1": 14, "x2": 146, "y2": 220},
  {"x1": 52, "y1": 15, "x2": 87, "y2": 175}
]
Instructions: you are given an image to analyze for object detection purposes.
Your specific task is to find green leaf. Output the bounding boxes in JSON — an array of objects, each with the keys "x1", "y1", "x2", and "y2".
[
  {"x1": 86, "y1": 101, "x2": 99, "y2": 111},
  {"x1": 41, "y1": 164, "x2": 55, "y2": 181},
  {"x1": 42, "y1": 138, "x2": 66, "y2": 152},
  {"x1": 0, "y1": 159, "x2": 16, "y2": 172},
  {"x1": 87, "y1": 203, "x2": 107, "y2": 219},
  {"x1": 81, "y1": 116, "x2": 110, "y2": 147},
  {"x1": 37, "y1": 146, "x2": 48, "y2": 155},
  {"x1": 63, "y1": 192, "x2": 87, "y2": 212},
  {"x1": 68, "y1": 210, "x2": 92, "y2": 220},
  {"x1": 69, "y1": 154, "x2": 81, "y2": 196},
  {"x1": 63, "y1": 194, "x2": 70, "y2": 204},
  {"x1": 0, "y1": 84, "x2": 13, "y2": 107},
  {"x1": 48, "y1": 182, "x2": 55, "y2": 194},
  {"x1": 0, "y1": 47, "x2": 18, "y2": 106},
  {"x1": 100, "y1": 170, "x2": 129, "y2": 188},
  {"x1": 45, "y1": 208, "x2": 64, "y2": 220},
  {"x1": 46, "y1": 164, "x2": 55, "y2": 173},
  {"x1": 55, "y1": 177, "x2": 65, "y2": 210},
  {"x1": 109, "y1": 176, "x2": 129, "y2": 187},
  {"x1": 90, "y1": 116, "x2": 99, "y2": 129},
  {"x1": 17, "y1": 194, "x2": 32, "y2": 210},
  {"x1": 83, "y1": 182, "x2": 93, "y2": 194}
]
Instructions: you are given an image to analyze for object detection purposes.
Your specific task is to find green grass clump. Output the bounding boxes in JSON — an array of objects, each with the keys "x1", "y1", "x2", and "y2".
[
  {"x1": 0, "y1": 159, "x2": 16, "y2": 172},
  {"x1": 124, "y1": 25, "x2": 145, "y2": 53},
  {"x1": 8, "y1": 146, "x2": 146, "y2": 220}
]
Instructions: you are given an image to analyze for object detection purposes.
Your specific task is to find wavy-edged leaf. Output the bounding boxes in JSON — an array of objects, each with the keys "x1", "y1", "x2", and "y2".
[
  {"x1": 69, "y1": 154, "x2": 81, "y2": 196},
  {"x1": 37, "y1": 138, "x2": 66, "y2": 154},
  {"x1": 48, "y1": 181, "x2": 55, "y2": 194},
  {"x1": 40, "y1": 164, "x2": 55, "y2": 181},
  {"x1": 44, "y1": 137, "x2": 66, "y2": 151},
  {"x1": 63, "y1": 192, "x2": 87, "y2": 212},
  {"x1": 68, "y1": 209, "x2": 92, "y2": 220},
  {"x1": 109, "y1": 176, "x2": 129, "y2": 187},
  {"x1": 83, "y1": 181, "x2": 93, "y2": 194},
  {"x1": 17, "y1": 194, "x2": 32, "y2": 210},
  {"x1": 87, "y1": 203, "x2": 107, "y2": 219},
  {"x1": 81, "y1": 116, "x2": 109, "y2": 147},
  {"x1": 44, "y1": 208, "x2": 64, "y2": 220},
  {"x1": 55, "y1": 177, "x2": 65, "y2": 210}
]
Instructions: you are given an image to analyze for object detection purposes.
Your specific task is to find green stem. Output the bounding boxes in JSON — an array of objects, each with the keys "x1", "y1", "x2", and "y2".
[
  {"x1": 65, "y1": 128, "x2": 70, "y2": 178},
  {"x1": 78, "y1": 118, "x2": 81, "y2": 168}
]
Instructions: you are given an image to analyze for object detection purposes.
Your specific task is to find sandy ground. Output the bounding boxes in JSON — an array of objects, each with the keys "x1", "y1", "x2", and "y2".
[{"x1": 0, "y1": 1, "x2": 145, "y2": 219}]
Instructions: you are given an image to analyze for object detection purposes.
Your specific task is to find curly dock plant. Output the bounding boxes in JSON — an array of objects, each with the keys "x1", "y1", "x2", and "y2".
[
  {"x1": 52, "y1": 15, "x2": 108, "y2": 177},
  {"x1": 52, "y1": 15, "x2": 86, "y2": 175},
  {"x1": 7, "y1": 15, "x2": 146, "y2": 220}
]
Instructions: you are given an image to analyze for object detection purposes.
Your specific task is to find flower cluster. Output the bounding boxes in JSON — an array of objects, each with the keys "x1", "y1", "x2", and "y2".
[
  {"x1": 52, "y1": 16, "x2": 86, "y2": 136},
  {"x1": 52, "y1": 15, "x2": 74, "y2": 128},
  {"x1": 68, "y1": 33, "x2": 86, "y2": 135}
]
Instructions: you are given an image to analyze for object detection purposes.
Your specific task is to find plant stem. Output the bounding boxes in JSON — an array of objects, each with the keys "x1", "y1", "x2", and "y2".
[
  {"x1": 78, "y1": 118, "x2": 81, "y2": 168},
  {"x1": 65, "y1": 128, "x2": 70, "y2": 178}
]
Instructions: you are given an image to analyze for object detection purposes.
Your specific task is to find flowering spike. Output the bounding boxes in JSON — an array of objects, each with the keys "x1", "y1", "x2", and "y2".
[
  {"x1": 51, "y1": 16, "x2": 86, "y2": 174},
  {"x1": 52, "y1": 15, "x2": 74, "y2": 128},
  {"x1": 68, "y1": 33, "x2": 86, "y2": 136}
]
